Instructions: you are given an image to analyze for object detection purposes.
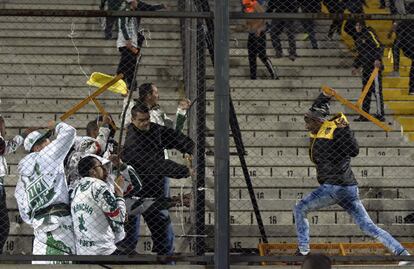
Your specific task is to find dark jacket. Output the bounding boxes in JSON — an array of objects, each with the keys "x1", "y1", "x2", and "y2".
[
  {"x1": 309, "y1": 96, "x2": 359, "y2": 186},
  {"x1": 267, "y1": 0, "x2": 298, "y2": 13},
  {"x1": 353, "y1": 27, "x2": 383, "y2": 69},
  {"x1": 122, "y1": 123, "x2": 194, "y2": 198}
]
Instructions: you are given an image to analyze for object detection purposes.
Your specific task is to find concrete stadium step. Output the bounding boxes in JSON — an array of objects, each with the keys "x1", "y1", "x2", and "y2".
[
  {"x1": 3, "y1": 202, "x2": 413, "y2": 230},
  {"x1": 0, "y1": 54, "x2": 352, "y2": 68},
  {"x1": 0, "y1": 64, "x2": 358, "y2": 77},
  {"x1": 0, "y1": 37, "x2": 346, "y2": 50},
  {"x1": 0, "y1": 97, "x2": 400, "y2": 117},
  {"x1": 0, "y1": 86, "x2": 402, "y2": 102},
  {"x1": 0, "y1": 45, "x2": 352, "y2": 58},
  {"x1": 6, "y1": 235, "x2": 414, "y2": 258},
  {"x1": 0, "y1": 46, "x2": 183, "y2": 57},
  {"x1": 0, "y1": 75, "x2": 364, "y2": 88},
  {"x1": 4, "y1": 196, "x2": 414, "y2": 222},
  {"x1": 206, "y1": 136, "x2": 412, "y2": 148}
]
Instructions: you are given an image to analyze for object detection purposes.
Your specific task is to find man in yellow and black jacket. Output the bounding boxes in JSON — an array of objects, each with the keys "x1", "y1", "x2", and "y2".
[
  {"x1": 293, "y1": 92, "x2": 411, "y2": 265},
  {"x1": 352, "y1": 21, "x2": 385, "y2": 122},
  {"x1": 306, "y1": 94, "x2": 359, "y2": 186}
]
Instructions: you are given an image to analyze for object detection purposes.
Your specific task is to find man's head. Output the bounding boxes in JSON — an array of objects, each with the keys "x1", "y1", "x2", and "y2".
[
  {"x1": 302, "y1": 254, "x2": 331, "y2": 269},
  {"x1": 24, "y1": 130, "x2": 52, "y2": 153},
  {"x1": 86, "y1": 120, "x2": 99, "y2": 139},
  {"x1": 126, "y1": 0, "x2": 138, "y2": 10},
  {"x1": 139, "y1": 83, "x2": 159, "y2": 107},
  {"x1": 78, "y1": 155, "x2": 108, "y2": 181},
  {"x1": 304, "y1": 114, "x2": 325, "y2": 134},
  {"x1": 305, "y1": 93, "x2": 330, "y2": 134},
  {"x1": 355, "y1": 21, "x2": 365, "y2": 33},
  {"x1": 131, "y1": 101, "x2": 151, "y2": 131}
]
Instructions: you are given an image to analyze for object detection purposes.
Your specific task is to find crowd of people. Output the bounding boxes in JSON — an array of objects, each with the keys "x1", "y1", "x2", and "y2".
[
  {"x1": 0, "y1": 80, "x2": 193, "y2": 262},
  {"x1": 242, "y1": 0, "x2": 414, "y2": 122},
  {"x1": 1, "y1": 0, "x2": 414, "y2": 264}
]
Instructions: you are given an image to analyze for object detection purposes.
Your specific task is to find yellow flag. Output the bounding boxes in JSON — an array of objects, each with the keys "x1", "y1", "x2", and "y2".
[{"x1": 87, "y1": 72, "x2": 128, "y2": 95}]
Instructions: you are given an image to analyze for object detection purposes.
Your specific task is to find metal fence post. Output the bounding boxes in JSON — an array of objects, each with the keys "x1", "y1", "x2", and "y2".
[{"x1": 214, "y1": 0, "x2": 229, "y2": 267}]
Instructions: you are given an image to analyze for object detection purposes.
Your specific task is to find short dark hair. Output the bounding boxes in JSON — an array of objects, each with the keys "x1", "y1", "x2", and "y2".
[
  {"x1": 302, "y1": 254, "x2": 331, "y2": 269},
  {"x1": 131, "y1": 100, "x2": 149, "y2": 119},
  {"x1": 78, "y1": 156, "x2": 99, "y2": 178},
  {"x1": 138, "y1": 83, "x2": 153, "y2": 101},
  {"x1": 86, "y1": 120, "x2": 99, "y2": 137}
]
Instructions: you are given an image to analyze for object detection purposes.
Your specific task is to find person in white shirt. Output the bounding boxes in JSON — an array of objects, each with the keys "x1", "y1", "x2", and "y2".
[
  {"x1": 71, "y1": 155, "x2": 126, "y2": 255},
  {"x1": 0, "y1": 116, "x2": 31, "y2": 253},
  {"x1": 15, "y1": 121, "x2": 76, "y2": 263}
]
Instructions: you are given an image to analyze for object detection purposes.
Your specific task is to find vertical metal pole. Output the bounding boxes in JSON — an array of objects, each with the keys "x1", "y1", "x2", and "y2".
[
  {"x1": 214, "y1": 0, "x2": 229, "y2": 267},
  {"x1": 193, "y1": 20, "x2": 206, "y2": 256}
]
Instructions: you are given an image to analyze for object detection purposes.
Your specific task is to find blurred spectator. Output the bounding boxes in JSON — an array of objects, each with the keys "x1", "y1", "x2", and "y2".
[
  {"x1": 243, "y1": 0, "x2": 278, "y2": 79},
  {"x1": 0, "y1": 117, "x2": 30, "y2": 254},
  {"x1": 116, "y1": 1, "x2": 141, "y2": 91},
  {"x1": 387, "y1": 0, "x2": 406, "y2": 77},
  {"x1": 399, "y1": 2, "x2": 414, "y2": 94},
  {"x1": 323, "y1": 0, "x2": 345, "y2": 39},
  {"x1": 100, "y1": 0, "x2": 124, "y2": 40},
  {"x1": 379, "y1": 0, "x2": 386, "y2": 8},
  {"x1": 298, "y1": 0, "x2": 320, "y2": 49},
  {"x1": 343, "y1": 0, "x2": 366, "y2": 42},
  {"x1": 134, "y1": 0, "x2": 166, "y2": 50},
  {"x1": 15, "y1": 122, "x2": 76, "y2": 263},
  {"x1": 352, "y1": 21, "x2": 385, "y2": 122},
  {"x1": 267, "y1": 0, "x2": 298, "y2": 61},
  {"x1": 71, "y1": 155, "x2": 126, "y2": 255},
  {"x1": 120, "y1": 101, "x2": 194, "y2": 258},
  {"x1": 138, "y1": 82, "x2": 190, "y2": 132},
  {"x1": 116, "y1": 0, "x2": 166, "y2": 91},
  {"x1": 302, "y1": 254, "x2": 332, "y2": 269}
]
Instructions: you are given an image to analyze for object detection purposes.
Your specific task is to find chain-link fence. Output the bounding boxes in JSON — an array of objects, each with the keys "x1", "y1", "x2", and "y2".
[{"x1": 1, "y1": 0, "x2": 414, "y2": 267}]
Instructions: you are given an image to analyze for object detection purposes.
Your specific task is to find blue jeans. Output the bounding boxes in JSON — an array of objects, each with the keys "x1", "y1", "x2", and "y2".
[
  {"x1": 117, "y1": 177, "x2": 174, "y2": 256},
  {"x1": 294, "y1": 184, "x2": 406, "y2": 255}
]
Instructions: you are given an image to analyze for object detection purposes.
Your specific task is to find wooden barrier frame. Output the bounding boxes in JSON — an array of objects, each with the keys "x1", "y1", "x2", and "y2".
[
  {"x1": 258, "y1": 242, "x2": 414, "y2": 265},
  {"x1": 356, "y1": 67, "x2": 379, "y2": 108},
  {"x1": 322, "y1": 85, "x2": 392, "y2": 132},
  {"x1": 59, "y1": 73, "x2": 123, "y2": 130}
]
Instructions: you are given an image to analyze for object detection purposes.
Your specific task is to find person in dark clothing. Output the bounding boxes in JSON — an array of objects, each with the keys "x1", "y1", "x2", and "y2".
[
  {"x1": 298, "y1": 0, "x2": 321, "y2": 49},
  {"x1": 398, "y1": 2, "x2": 414, "y2": 94},
  {"x1": 267, "y1": 0, "x2": 298, "y2": 60},
  {"x1": 293, "y1": 92, "x2": 411, "y2": 265},
  {"x1": 352, "y1": 22, "x2": 385, "y2": 122},
  {"x1": 343, "y1": 0, "x2": 366, "y2": 41},
  {"x1": 243, "y1": 0, "x2": 278, "y2": 79},
  {"x1": 116, "y1": 0, "x2": 166, "y2": 90},
  {"x1": 120, "y1": 101, "x2": 194, "y2": 257},
  {"x1": 323, "y1": 0, "x2": 345, "y2": 39},
  {"x1": 387, "y1": 0, "x2": 404, "y2": 77},
  {"x1": 302, "y1": 254, "x2": 332, "y2": 269},
  {"x1": 100, "y1": 0, "x2": 124, "y2": 39}
]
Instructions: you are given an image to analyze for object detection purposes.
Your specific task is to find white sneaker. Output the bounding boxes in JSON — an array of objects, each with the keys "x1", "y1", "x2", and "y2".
[{"x1": 398, "y1": 260, "x2": 413, "y2": 266}]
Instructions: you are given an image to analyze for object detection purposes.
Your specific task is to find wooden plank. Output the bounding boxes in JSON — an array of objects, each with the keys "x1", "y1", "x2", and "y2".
[
  {"x1": 356, "y1": 67, "x2": 379, "y2": 108},
  {"x1": 59, "y1": 73, "x2": 123, "y2": 121},
  {"x1": 91, "y1": 97, "x2": 117, "y2": 131},
  {"x1": 322, "y1": 86, "x2": 392, "y2": 132}
]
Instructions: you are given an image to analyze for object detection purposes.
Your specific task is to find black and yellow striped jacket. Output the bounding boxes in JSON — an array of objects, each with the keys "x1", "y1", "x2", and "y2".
[
  {"x1": 353, "y1": 27, "x2": 383, "y2": 69},
  {"x1": 309, "y1": 113, "x2": 360, "y2": 186}
]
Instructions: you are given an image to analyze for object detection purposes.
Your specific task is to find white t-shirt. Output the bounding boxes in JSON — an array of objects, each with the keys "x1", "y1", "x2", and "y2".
[{"x1": 71, "y1": 176, "x2": 126, "y2": 255}]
